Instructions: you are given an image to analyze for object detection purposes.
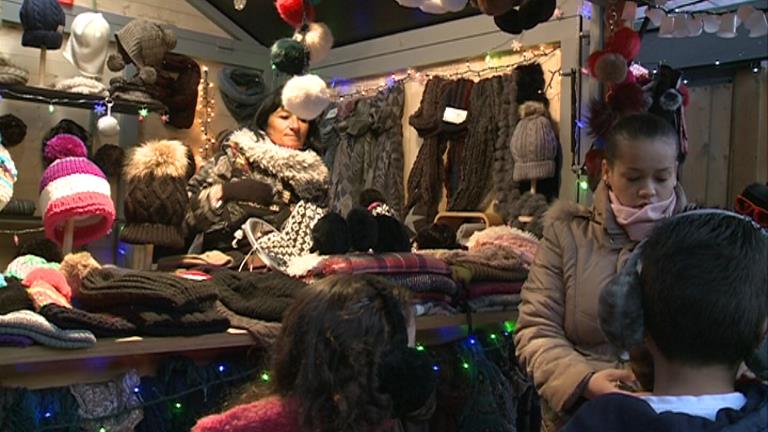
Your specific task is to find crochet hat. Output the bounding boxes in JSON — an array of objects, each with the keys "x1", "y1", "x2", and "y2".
[
  {"x1": 0, "y1": 55, "x2": 30, "y2": 85},
  {"x1": 120, "y1": 140, "x2": 189, "y2": 249},
  {"x1": 0, "y1": 114, "x2": 28, "y2": 148},
  {"x1": 63, "y1": 12, "x2": 111, "y2": 78},
  {"x1": 0, "y1": 144, "x2": 17, "y2": 212},
  {"x1": 19, "y1": 0, "x2": 65, "y2": 49},
  {"x1": 39, "y1": 134, "x2": 116, "y2": 247},
  {"x1": 0, "y1": 310, "x2": 96, "y2": 349},
  {"x1": 510, "y1": 102, "x2": 559, "y2": 181}
]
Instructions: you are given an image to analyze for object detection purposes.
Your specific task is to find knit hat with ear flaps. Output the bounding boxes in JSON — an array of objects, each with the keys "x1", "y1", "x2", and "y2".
[
  {"x1": 0, "y1": 144, "x2": 17, "y2": 212},
  {"x1": 120, "y1": 140, "x2": 189, "y2": 249},
  {"x1": 39, "y1": 135, "x2": 115, "y2": 247},
  {"x1": 0, "y1": 114, "x2": 28, "y2": 148},
  {"x1": 510, "y1": 102, "x2": 559, "y2": 181},
  {"x1": 19, "y1": 0, "x2": 66, "y2": 50}
]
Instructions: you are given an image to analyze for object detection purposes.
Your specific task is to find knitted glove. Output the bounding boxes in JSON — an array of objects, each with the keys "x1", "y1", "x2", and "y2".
[{"x1": 221, "y1": 179, "x2": 274, "y2": 205}]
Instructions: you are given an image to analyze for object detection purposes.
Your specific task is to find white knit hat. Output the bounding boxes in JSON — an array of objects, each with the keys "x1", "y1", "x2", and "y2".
[
  {"x1": 63, "y1": 12, "x2": 111, "y2": 78},
  {"x1": 0, "y1": 143, "x2": 17, "y2": 211}
]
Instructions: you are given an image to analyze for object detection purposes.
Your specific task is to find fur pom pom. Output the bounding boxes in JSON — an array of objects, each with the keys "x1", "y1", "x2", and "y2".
[
  {"x1": 518, "y1": 101, "x2": 549, "y2": 119},
  {"x1": 124, "y1": 140, "x2": 189, "y2": 179},
  {"x1": 588, "y1": 98, "x2": 615, "y2": 138},
  {"x1": 659, "y1": 89, "x2": 683, "y2": 111},
  {"x1": 138, "y1": 67, "x2": 157, "y2": 84},
  {"x1": 587, "y1": 50, "x2": 605, "y2": 77},
  {"x1": 595, "y1": 53, "x2": 628, "y2": 84},
  {"x1": 43, "y1": 134, "x2": 87, "y2": 165},
  {"x1": 281, "y1": 74, "x2": 330, "y2": 121},
  {"x1": 311, "y1": 212, "x2": 349, "y2": 255},
  {"x1": 606, "y1": 27, "x2": 642, "y2": 61},
  {"x1": 347, "y1": 207, "x2": 378, "y2": 252},
  {"x1": 275, "y1": 0, "x2": 315, "y2": 28},
  {"x1": 107, "y1": 53, "x2": 125, "y2": 72},
  {"x1": 396, "y1": 0, "x2": 424, "y2": 6},
  {"x1": 420, "y1": 0, "x2": 447, "y2": 13},
  {"x1": 270, "y1": 38, "x2": 308, "y2": 75},
  {"x1": 97, "y1": 115, "x2": 120, "y2": 138},
  {"x1": 59, "y1": 251, "x2": 101, "y2": 296},
  {"x1": 295, "y1": 22, "x2": 334, "y2": 64}
]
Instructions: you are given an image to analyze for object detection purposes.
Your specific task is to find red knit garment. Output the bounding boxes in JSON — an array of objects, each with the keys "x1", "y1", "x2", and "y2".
[{"x1": 192, "y1": 397, "x2": 299, "y2": 432}]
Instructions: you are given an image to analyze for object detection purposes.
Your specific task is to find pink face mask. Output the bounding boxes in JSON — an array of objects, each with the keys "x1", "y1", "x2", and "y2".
[{"x1": 609, "y1": 191, "x2": 677, "y2": 241}]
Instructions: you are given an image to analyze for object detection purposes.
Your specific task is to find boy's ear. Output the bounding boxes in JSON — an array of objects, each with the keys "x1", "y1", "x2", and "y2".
[{"x1": 601, "y1": 159, "x2": 610, "y2": 183}]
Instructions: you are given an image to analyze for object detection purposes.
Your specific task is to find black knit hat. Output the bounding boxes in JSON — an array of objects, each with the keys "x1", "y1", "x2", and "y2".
[
  {"x1": 39, "y1": 303, "x2": 137, "y2": 337},
  {"x1": 515, "y1": 63, "x2": 549, "y2": 106},
  {"x1": 80, "y1": 269, "x2": 218, "y2": 313},
  {"x1": 213, "y1": 270, "x2": 307, "y2": 322},
  {"x1": 92, "y1": 144, "x2": 125, "y2": 179},
  {"x1": 108, "y1": 308, "x2": 229, "y2": 337},
  {"x1": 0, "y1": 114, "x2": 27, "y2": 148},
  {"x1": 0, "y1": 278, "x2": 34, "y2": 314},
  {"x1": 120, "y1": 140, "x2": 189, "y2": 249},
  {"x1": 19, "y1": 0, "x2": 66, "y2": 50}
]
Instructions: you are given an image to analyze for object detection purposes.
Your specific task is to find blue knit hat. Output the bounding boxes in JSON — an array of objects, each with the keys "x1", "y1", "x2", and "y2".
[{"x1": 19, "y1": 0, "x2": 66, "y2": 50}]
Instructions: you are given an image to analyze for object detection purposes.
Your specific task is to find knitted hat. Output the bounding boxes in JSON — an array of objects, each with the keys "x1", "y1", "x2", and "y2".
[
  {"x1": 111, "y1": 19, "x2": 177, "y2": 81},
  {"x1": 0, "y1": 310, "x2": 96, "y2": 349},
  {"x1": 0, "y1": 55, "x2": 30, "y2": 85},
  {"x1": 0, "y1": 144, "x2": 17, "y2": 212},
  {"x1": 59, "y1": 251, "x2": 102, "y2": 295},
  {"x1": 0, "y1": 198, "x2": 35, "y2": 216},
  {"x1": 92, "y1": 144, "x2": 125, "y2": 179},
  {"x1": 120, "y1": 140, "x2": 189, "y2": 249},
  {"x1": 42, "y1": 120, "x2": 90, "y2": 165},
  {"x1": 510, "y1": 102, "x2": 559, "y2": 181},
  {"x1": 39, "y1": 304, "x2": 137, "y2": 337},
  {"x1": 4, "y1": 254, "x2": 59, "y2": 281},
  {"x1": 80, "y1": 269, "x2": 218, "y2": 313},
  {"x1": 0, "y1": 114, "x2": 28, "y2": 148},
  {"x1": 39, "y1": 135, "x2": 115, "y2": 247},
  {"x1": 108, "y1": 308, "x2": 229, "y2": 337},
  {"x1": 213, "y1": 270, "x2": 307, "y2": 322},
  {"x1": 62, "y1": 12, "x2": 111, "y2": 78},
  {"x1": 19, "y1": 0, "x2": 65, "y2": 49},
  {"x1": 0, "y1": 278, "x2": 34, "y2": 315}
]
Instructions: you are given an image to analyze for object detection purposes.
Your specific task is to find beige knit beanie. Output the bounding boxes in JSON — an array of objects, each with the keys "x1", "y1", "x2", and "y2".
[{"x1": 510, "y1": 101, "x2": 559, "y2": 181}]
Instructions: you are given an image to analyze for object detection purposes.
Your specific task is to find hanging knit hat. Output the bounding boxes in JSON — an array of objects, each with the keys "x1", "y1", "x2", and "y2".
[
  {"x1": 19, "y1": 0, "x2": 66, "y2": 50},
  {"x1": 62, "y1": 12, "x2": 111, "y2": 78},
  {"x1": 0, "y1": 55, "x2": 30, "y2": 85},
  {"x1": 510, "y1": 102, "x2": 559, "y2": 181},
  {"x1": 39, "y1": 134, "x2": 115, "y2": 247},
  {"x1": 108, "y1": 19, "x2": 177, "y2": 85},
  {"x1": 218, "y1": 68, "x2": 267, "y2": 125},
  {"x1": 120, "y1": 140, "x2": 189, "y2": 249},
  {"x1": 0, "y1": 144, "x2": 17, "y2": 212},
  {"x1": 0, "y1": 114, "x2": 28, "y2": 148},
  {"x1": 0, "y1": 310, "x2": 96, "y2": 349}
]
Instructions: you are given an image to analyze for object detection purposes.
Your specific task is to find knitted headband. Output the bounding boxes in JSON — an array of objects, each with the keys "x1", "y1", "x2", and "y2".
[{"x1": 599, "y1": 209, "x2": 768, "y2": 352}]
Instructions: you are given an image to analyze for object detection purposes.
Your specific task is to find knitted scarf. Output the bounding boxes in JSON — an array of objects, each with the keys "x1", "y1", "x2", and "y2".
[{"x1": 218, "y1": 68, "x2": 266, "y2": 125}]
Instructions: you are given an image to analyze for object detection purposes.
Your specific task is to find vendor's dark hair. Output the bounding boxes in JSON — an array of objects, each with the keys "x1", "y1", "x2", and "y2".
[
  {"x1": 604, "y1": 113, "x2": 678, "y2": 165},
  {"x1": 641, "y1": 212, "x2": 768, "y2": 367},
  {"x1": 250, "y1": 86, "x2": 319, "y2": 150},
  {"x1": 270, "y1": 274, "x2": 410, "y2": 432}
]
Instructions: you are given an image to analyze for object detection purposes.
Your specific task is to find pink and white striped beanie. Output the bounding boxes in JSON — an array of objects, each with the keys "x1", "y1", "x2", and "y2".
[{"x1": 39, "y1": 134, "x2": 115, "y2": 247}]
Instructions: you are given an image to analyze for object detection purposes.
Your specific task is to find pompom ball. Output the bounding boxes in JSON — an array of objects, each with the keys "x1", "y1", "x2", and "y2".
[
  {"x1": 606, "y1": 27, "x2": 642, "y2": 61},
  {"x1": 43, "y1": 134, "x2": 88, "y2": 165},
  {"x1": 294, "y1": 22, "x2": 334, "y2": 64},
  {"x1": 97, "y1": 115, "x2": 120, "y2": 138},
  {"x1": 275, "y1": 0, "x2": 315, "y2": 28},
  {"x1": 595, "y1": 52, "x2": 628, "y2": 84},
  {"x1": 281, "y1": 74, "x2": 330, "y2": 121},
  {"x1": 346, "y1": 207, "x2": 378, "y2": 252},
  {"x1": 270, "y1": 38, "x2": 308, "y2": 75}
]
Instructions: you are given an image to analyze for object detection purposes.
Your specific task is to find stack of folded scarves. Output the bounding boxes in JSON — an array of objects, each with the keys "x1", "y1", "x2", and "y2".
[{"x1": 310, "y1": 252, "x2": 460, "y2": 316}]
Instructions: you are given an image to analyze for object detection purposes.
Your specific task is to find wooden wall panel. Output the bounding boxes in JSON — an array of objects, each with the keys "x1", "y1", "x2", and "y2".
[{"x1": 729, "y1": 70, "x2": 767, "y2": 203}]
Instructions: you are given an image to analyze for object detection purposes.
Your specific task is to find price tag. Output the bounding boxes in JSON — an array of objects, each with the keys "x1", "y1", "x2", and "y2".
[
  {"x1": 443, "y1": 107, "x2": 468, "y2": 125},
  {"x1": 325, "y1": 107, "x2": 338, "y2": 119}
]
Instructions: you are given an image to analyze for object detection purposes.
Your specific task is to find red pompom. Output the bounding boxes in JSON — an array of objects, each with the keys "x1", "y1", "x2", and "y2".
[
  {"x1": 606, "y1": 27, "x2": 641, "y2": 61},
  {"x1": 677, "y1": 83, "x2": 690, "y2": 108},
  {"x1": 275, "y1": 0, "x2": 315, "y2": 28},
  {"x1": 609, "y1": 82, "x2": 647, "y2": 114},
  {"x1": 587, "y1": 50, "x2": 605, "y2": 77}
]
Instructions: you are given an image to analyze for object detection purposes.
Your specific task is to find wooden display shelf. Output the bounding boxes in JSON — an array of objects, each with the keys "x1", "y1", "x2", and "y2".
[
  {"x1": 0, "y1": 84, "x2": 165, "y2": 114},
  {"x1": 0, "y1": 312, "x2": 517, "y2": 367}
]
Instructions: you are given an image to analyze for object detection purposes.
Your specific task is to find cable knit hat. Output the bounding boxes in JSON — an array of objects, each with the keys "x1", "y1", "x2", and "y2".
[
  {"x1": 0, "y1": 55, "x2": 30, "y2": 85},
  {"x1": 0, "y1": 144, "x2": 17, "y2": 212},
  {"x1": 120, "y1": 140, "x2": 189, "y2": 249},
  {"x1": 0, "y1": 114, "x2": 28, "y2": 148},
  {"x1": 510, "y1": 102, "x2": 559, "y2": 181},
  {"x1": 63, "y1": 12, "x2": 111, "y2": 78},
  {"x1": 39, "y1": 134, "x2": 115, "y2": 247},
  {"x1": 19, "y1": 0, "x2": 66, "y2": 50}
]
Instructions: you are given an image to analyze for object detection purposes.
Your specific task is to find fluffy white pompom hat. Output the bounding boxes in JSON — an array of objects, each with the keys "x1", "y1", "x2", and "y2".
[
  {"x1": 281, "y1": 74, "x2": 331, "y2": 121},
  {"x1": 293, "y1": 22, "x2": 333, "y2": 64}
]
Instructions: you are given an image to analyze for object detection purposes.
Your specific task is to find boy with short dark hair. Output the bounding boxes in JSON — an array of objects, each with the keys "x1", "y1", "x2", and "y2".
[{"x1": 565, "y1": 211, "x2": 768, "y2": 432}]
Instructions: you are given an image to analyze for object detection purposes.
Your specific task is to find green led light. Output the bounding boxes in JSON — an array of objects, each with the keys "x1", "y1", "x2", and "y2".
[
  {"x1": 503, "y1": 321, "x2": 517, "y2": 334},
  {"x1": 174, "y1": 402, "x2": 182, "y2": 410},
  {"x1": 579, "y1": 180, "x2": 589, "y2": 191},
  {"x1": 490, "y1": 333, "x2": 498, "y2": 340},
  {"x1": 462, "y1": 362, "x2": 470, "y2": 370},
  {"x1": 261, "y1": 372, "x2": 271, "y2": 382},
  {"x1": 48, "y1": 104, "x2": 55, "y2": 114},
  {"x1": 415, "y1": 344, "x2": 426, "y2": 352},
  {"x1": 99, "y1": 428, "x2": 107, "y2": 432}
]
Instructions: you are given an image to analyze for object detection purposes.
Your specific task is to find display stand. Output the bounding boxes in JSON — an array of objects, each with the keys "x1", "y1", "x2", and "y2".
[
  {"x1": 130, "y1": 244, "x2": 154, "y2": 270},
  {"x1": 434, "y1": 211, "x2": 503, "y2": 231},
  {"x1": 61, "y1": 219, "x2": 74, "y2": 255},
  {"x1": 38, "y1": 48, "x2": 47, "y2": 86},
  {"x1": 518, "y1": 179, "x2": 538, "y2": 223}
]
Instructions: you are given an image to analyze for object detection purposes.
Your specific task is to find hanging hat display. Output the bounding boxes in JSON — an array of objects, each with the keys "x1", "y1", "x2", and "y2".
[
  {"x1": 62, "y1": 12, "x2": 111, "y2": 78},
  {"x1": 510, "y1": 102, "x2": 559, "y2": 182},
  {"x1": 276, "y1": 0, "x2": 316, "y2": 28}
]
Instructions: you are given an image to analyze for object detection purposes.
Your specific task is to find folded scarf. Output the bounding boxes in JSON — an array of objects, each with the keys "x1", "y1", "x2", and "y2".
[
  {"x1": 313, "y1": 252, "x2": 451, "y2": 277},
  {"x1": 212, "y1": 270, "x2": 307, "y2": 322},
  {"x1": 467, "y1": 294, "x2": 521, "y2": 311},
  {"x1": 380, "y1": 273, "x2": 459, "y2": 296},
  {"x1": 466, "y1": 281, "x2": 524, "y2": 300},
  {"x1": 218, "y1": 68, "x2": 266, "y2": 124}
]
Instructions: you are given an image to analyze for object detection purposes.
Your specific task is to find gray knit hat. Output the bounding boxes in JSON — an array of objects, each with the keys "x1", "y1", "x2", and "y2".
[
  {"x1": 0, "y1": 55, "x2": 30, "y2": 85},
  {"x1": 115, "y1": 20, "x2": 176, "y2": 68},
  {"x1": 510, "y1": 102, "x2": 559, "y2": 181}
]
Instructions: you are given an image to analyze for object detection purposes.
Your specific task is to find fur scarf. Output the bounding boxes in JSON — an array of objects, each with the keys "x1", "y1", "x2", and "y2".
[{"x1": 227, "y1": 128, "x2": 329, "y2": 202}]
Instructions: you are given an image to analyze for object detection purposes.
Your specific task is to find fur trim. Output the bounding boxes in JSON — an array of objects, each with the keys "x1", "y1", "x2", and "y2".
[
  {"x1": 519, "y1": 101, "x2": 549, "y2": 119},
  {"x1": 284, "y1": 253, "x2": 325, "y2": 278},
  {"x1": 124, "y1": 140, "x2": 189, "y2": 179},
  {"x1": 542, "y1": 199, "x2": 589, "y2": 227},
  {"x1": 282, "y1": 74, "x2": 330, "y2": 121},
  {"x1": 295, "y1": 22, "x2": 333, "y2": 64},
  {"x1": 227, "y1": 129, "x2": 329, "y2": 201},
  {"x1": 59, "y1": 251, "x2": 101, "y2": 295},
  {"x1": 595, "y1": 53, "x2": 628, "y2": 84},
  {"x1": 466, "y1": 225, "x2": 540, "y2": 249}
]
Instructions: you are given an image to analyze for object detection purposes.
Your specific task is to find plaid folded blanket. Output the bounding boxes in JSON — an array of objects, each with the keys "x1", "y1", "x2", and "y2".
[
  {"x1": 381, "y1": 273, "x2": 459, "y2": 295},
  {"x1": 312, "y1": 253, "x2": 451, "y2": 277}
]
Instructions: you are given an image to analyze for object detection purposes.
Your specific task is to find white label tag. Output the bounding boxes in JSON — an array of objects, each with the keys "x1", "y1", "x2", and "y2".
[
  {"x1": 443, "y1": 107, "x2": 468, "y2": 125},
  {"x1": 325, "y1": 107, "x2": 338, "y2": 119}
]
